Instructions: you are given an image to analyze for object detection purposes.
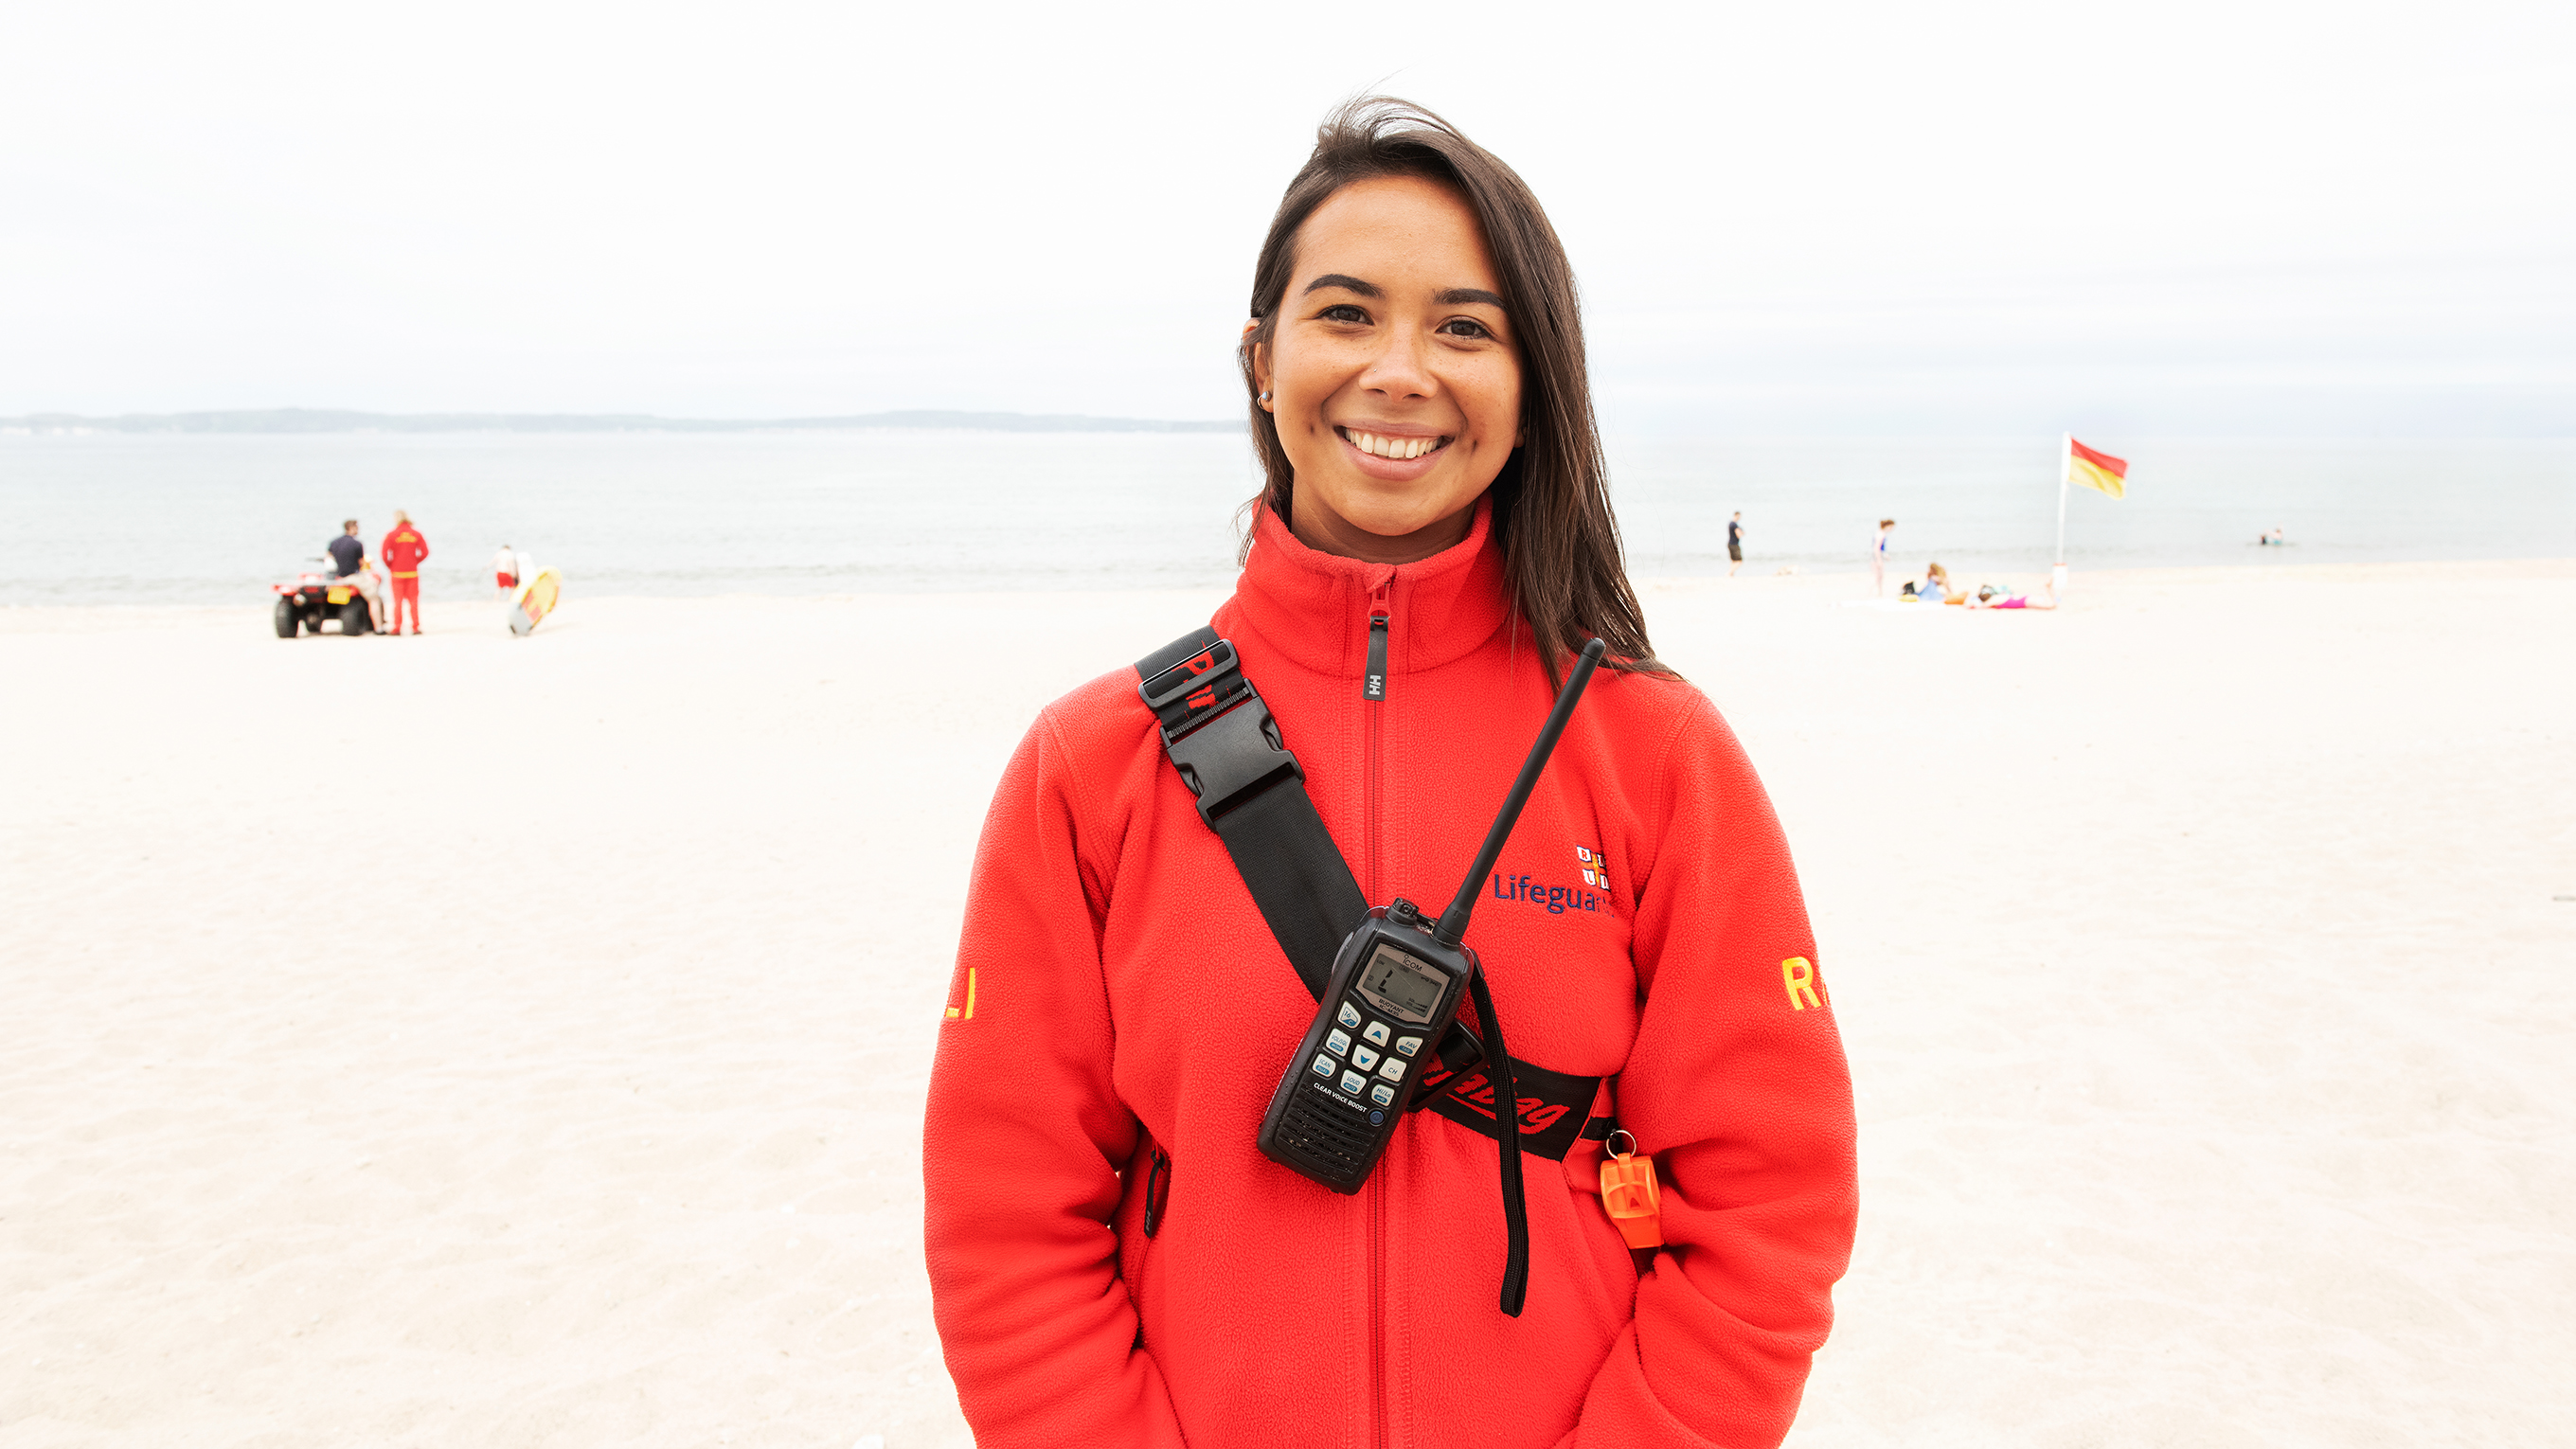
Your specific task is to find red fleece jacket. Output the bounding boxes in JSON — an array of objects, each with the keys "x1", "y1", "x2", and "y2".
[
  {"x1": 923, "y1": 501, "x2": 1855, "y2": 1449},
  {"x1": 381, "y1": 525, "x2": 429, "y2": 578}
]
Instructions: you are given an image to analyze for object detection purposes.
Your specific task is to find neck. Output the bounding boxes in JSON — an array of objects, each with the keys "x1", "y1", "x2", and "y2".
[{"x1": 1286, "y1": 493, "x2": 1478, "y2": 565}]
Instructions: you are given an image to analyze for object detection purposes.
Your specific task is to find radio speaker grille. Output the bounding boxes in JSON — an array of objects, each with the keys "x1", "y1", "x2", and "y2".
[{"x1": 1277, "y1": 1085, "x2": 1377, "y2": 1185}]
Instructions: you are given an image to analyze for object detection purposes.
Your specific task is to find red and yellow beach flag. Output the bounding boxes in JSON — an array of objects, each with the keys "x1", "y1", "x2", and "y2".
[{"x1": 2066, "y1": 437, "x2": 2129, "y2": 499}]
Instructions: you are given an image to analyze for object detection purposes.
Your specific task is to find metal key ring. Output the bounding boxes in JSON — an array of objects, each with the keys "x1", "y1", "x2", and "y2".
[{"x1": 1604, "y1": 1129, "x2": 1637, "y2": 1159}]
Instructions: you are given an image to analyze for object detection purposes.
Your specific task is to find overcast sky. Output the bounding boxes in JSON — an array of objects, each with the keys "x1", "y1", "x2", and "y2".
[{"x1": 4, "y1": 0, "x2": 2569, "y2": 434}]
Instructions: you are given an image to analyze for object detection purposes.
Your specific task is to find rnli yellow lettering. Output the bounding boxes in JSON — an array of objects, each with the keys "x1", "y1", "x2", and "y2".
[
  {"x1": 941, "y1": 966, "x2": 978, "y2": 1022},
  {"x1": 1781, "y1": 957, "x2": 1826, "y2": 1011}
]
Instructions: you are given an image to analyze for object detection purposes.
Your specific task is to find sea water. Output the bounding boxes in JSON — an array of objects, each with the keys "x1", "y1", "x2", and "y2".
[{"x1": 1, "y1": 431, "x2": 2568, "y2": 607}]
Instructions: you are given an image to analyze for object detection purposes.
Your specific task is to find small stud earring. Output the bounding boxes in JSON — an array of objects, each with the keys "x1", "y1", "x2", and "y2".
[{"x1": 1257, "y1": 391, "x2": 1272, "y2": 403}]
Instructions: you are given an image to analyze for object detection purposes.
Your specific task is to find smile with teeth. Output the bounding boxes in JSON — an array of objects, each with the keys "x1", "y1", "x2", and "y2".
[{"x1": 1338, "y1": 427, "x2": 1452, "y2": 462}]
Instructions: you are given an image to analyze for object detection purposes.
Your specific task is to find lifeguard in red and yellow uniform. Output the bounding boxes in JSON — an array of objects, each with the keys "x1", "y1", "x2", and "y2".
[{"x1": 381, "y1": 510, "x2": 430, "y2": 635}]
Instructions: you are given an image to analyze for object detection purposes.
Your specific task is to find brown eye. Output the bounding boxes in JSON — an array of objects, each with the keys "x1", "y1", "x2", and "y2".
[
  {"x1": 1437, "y1": 317, "x2": 1493, "y2": 339},
  {"x1": 1320, "y1": 304, "x2": 1369, "y2": 324}
]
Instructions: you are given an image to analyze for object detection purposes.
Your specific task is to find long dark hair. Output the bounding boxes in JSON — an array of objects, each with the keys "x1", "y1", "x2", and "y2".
[{"x1": 1239, "y1": 97, "x2": 1659, "y2": 685}]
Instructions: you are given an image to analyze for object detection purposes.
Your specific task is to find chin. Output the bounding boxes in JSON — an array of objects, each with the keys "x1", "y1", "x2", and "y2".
[{"x1": 1342, "y1": 474, "x2": 1472, "y2": 520}]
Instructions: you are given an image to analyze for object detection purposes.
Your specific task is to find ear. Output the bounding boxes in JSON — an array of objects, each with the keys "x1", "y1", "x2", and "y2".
[{"x1": 1243, "y1": 321, "x2": 1273, "y2": 406}]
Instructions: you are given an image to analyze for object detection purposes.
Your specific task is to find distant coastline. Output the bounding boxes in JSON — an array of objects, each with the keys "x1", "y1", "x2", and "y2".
[{"x1": 0, "y1": 408, "x2": 1243, "y2": 436}]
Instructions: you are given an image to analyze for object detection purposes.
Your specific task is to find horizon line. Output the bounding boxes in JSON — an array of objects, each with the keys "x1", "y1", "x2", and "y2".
[{"x1": 0, "y1": 407, "x2": 1245, "y2": 436}]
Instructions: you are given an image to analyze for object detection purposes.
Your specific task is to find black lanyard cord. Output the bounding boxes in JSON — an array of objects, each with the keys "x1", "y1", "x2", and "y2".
[{"x1": 1469, "y1": 963, "x2": 1529, "y2": 1316}]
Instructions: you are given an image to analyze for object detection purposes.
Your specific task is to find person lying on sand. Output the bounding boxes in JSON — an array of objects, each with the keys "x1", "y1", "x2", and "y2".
[{"x1": 1960, "y1": 582, "x2": 2055, "y2": 610}]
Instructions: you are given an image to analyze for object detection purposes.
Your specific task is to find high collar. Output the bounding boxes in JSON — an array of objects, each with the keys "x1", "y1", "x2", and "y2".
[{"x1": 1221, "y1": 495, "x2": 1516, "y2": 679}]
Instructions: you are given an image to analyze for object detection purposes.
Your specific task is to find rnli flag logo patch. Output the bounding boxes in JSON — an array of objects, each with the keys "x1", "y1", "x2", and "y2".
[{"x1": 1575, "y1": 846, "x2": 1606, "y2": 888}]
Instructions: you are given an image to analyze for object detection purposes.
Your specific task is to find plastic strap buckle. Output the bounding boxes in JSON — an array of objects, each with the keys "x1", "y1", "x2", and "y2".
[
  {"x1": 1136, "y1": 638, "x2": 1304, "y2": 827},
  {"x1": 1137, "y1": 637, "x2": 1252, "y2": 737}
]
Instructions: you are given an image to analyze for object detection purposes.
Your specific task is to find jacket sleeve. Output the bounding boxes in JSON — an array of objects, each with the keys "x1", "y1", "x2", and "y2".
[
  {"x1": 921, "y1": 710, "x2": 1187, "y2": 1449},
  {"x1": 1566, "y1": 693, "x2": 1857, "y2": 1448}
]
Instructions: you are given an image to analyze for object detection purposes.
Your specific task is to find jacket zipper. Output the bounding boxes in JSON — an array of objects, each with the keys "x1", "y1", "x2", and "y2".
[{"x1": 1364, "y1": 581, "x2": 1390, "y2": 1449}]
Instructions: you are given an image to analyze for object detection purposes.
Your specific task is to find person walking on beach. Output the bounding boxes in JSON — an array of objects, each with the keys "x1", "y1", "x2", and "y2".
[
  {"x1": 381, "y1": 510, "x2": 429, "y2": 635},
  {"x1": 923, "y1": 98, "x2": 1854, "y2": 1449},
  {"x1": 327, "y1": 520, "x2": 364, "y2": 577},
  {"x1": 493, "y1": 543, "x2": 521, "y2": 602},
  {"x1": 1871, "y1": 518, "x2": 1895, "y2": 595},
  {"x1": 1727, "y1": 510, "x2": 1745, "y2": 577}
]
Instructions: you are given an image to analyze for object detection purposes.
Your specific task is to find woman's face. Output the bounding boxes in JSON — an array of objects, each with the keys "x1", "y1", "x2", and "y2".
[{"x1": 1252, "y1": 174, "x2": 1523, "y2": 564}]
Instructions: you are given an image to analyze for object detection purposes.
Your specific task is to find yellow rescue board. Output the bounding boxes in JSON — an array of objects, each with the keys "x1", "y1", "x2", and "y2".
[{"x1": 508, "y1": 566, "x2": 562, "y2": 636}]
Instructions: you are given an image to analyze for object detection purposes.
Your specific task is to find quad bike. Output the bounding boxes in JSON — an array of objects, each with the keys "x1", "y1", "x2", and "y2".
[{"x1": 272, "y1": 560, "x2": 380, "y2": 637}]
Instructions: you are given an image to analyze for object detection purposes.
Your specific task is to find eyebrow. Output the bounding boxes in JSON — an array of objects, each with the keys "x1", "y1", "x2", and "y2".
[
  {"x1": 1302, "y1": 273, "x2": 1380, "y2": 297},
  {"x1": 1300, "y1": 275, "x2": 1511, "y2": 313}
]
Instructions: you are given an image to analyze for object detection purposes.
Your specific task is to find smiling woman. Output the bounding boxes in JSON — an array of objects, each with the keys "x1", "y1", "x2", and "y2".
[
  {"x1": 1238, "y1": 100, "x2": 1653, "y2": 686},
  {"x1": 1248, "y1": 176, "x2": 1522, "y2": 555},
  {"x1": 923, "y1": 98, "x2": 1856, "y2": 1449}
]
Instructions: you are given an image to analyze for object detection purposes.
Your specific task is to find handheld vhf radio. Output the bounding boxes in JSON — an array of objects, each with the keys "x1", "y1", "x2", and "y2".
[{"x1": 1257, "y1": 638, "x2": 1607, "y2": 1310}]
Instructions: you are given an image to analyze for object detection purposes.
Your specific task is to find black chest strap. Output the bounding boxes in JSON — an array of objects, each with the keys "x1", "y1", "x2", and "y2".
[{"x1": 1135, "y1": 627, "x2": 1606, "y2": 1162}]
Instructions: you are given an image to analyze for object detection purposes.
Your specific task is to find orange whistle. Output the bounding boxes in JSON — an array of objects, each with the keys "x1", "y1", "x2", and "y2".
[{"x1": 1599, "y1": 1134, "x2": 1663, "y2": 1250}]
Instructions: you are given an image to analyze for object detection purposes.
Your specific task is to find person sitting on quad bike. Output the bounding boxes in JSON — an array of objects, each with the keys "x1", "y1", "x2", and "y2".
[{"x1": 328, "y1": 519, "x2": 365, "y2": 576}]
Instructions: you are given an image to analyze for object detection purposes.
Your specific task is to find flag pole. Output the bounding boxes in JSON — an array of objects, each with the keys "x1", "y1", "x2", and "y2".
[{"x1": 2052, "y1": 432, "x2": 2071, "y2": 592}]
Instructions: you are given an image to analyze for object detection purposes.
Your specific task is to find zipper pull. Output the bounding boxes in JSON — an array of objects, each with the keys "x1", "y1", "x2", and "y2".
[
  {"x1": 1365, "y1": 585, "x2": 1389, "y2": 701},
  {"x1": 1142, "y1": 1147, "x2": 1171, "y2": 1238}
]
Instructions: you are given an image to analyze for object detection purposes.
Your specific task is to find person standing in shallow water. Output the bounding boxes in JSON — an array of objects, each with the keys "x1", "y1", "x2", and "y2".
[
  {"x1": 1726, "y1": 510, "x2": 1745, "y2": 577},
  {"x1": 921, "y1": 97, "x2": 1855, "y2": 1449}
]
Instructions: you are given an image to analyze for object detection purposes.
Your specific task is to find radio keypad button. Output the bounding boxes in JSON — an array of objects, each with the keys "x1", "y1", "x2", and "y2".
[
  {"x1": 1325, "y1": 1029, "x2": 1352, "y2": 1057},
  {"x1": 1376, "y1": 1058, "x2": 1406, "y2": 1082},
  {"x1": 1394, "y1": 1035, "x2": 1422, "y2": 1058},
  {"x1": 1350, "y1": 1046, "x2": 1380, "y2": 1071},
  {"x1": 1337, "y1": 1002, "x2": 1362, "y2": 1029},
  {"x1": 1312, "y1": 1054, "x2": 1336, "y2": 1079},
  {"x1": 1362, "y1": 1021, "x2": 1392, "y2": 1047},
  {"x1": 1369, "y1": 1083, "x2": 1396, "y2": 1107},
  {"x1": 1340, "y1": 1070, "x2": 1368, "y2": 1095}
]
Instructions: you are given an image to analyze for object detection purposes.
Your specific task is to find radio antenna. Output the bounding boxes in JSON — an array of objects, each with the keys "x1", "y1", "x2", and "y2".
[{"x1": 1432, "y1": 638, "x2": 1607, "y2": 949}]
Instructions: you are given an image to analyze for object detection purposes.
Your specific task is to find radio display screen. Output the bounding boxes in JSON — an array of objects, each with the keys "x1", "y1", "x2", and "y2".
[{"x1": 1355, "y1": 943, "x2": 1445, "y2": 1024}]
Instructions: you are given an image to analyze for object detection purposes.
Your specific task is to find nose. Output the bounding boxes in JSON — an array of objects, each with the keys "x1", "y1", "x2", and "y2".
[{"x1": 1355, "y1": 318, "x2": 1437, "y2": 402}]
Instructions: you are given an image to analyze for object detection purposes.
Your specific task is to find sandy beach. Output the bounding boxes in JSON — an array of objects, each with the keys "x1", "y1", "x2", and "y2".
[{"x1": 4, "y1": 559, "x2": 2571, "y2": 1447}]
